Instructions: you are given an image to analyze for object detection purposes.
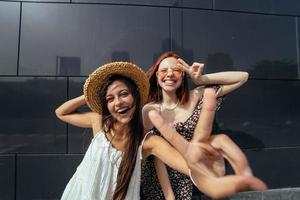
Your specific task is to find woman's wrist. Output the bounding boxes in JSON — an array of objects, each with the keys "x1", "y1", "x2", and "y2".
[{"x1": 192, "y1": 75, "x2": 207, "y2": 85}]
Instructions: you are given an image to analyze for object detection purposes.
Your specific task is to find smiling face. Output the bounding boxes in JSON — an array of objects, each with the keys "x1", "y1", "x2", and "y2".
[
  {"x1": 157, "y1": 57, "x2": 183, "y2": 93},
  {"x1": 105, "y1": 80, "x2": 136, "y2": 125}
]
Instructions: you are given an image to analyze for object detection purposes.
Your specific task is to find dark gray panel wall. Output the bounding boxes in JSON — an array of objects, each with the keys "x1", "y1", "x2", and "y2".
[
  {"x1": 298, "y1": 18, "x2": 300, "y2": 79},
  {"x1": 19, "y1": 3, "x2": 169, "y2": 75},
  {"x1": 0, "y1": 77, "x2": 67, "y2": 153},
  {"x1": 215, "y1": 0, "x2": 300, "y2": 16},
  {"x1": 0, "y1": 2, "x2": 19, "y2": 75},
  {"x1": 182, "y1": 0, "x2": 212, "y2": 9},
  {"x1": 16, "y1": 154, "x2": 83, "y2": 200},
  {"x1": 245, "y1": 147, "x2": 300, "y2": 189},
  {"x1": 73, "y1": 0, "x2": 180, "y2": 6},
  {"x1": 217, "y1": 80, "x2": 300, "y2": 149},
  {"x1": 0, "y1": 155, "x2": 15, "y2": 200},
  {"x1": 1, "y1": 0, "x2": 300, "y2": 199},
  {"x1": 171, "y1": 8, "x2": 298, "y2": 79},
  {"x1": 12, "y1": 0, "x2": 69, "y2": 2}
]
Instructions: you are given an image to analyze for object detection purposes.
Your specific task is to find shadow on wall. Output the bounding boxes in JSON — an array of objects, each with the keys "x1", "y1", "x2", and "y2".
[
  {"x1": 152, "y1": 38, "x2": 195, "y2": 65},
  {"x1": 56, "y1": 56, "x2": 81, "y2": 76},
  {"x1": 206, "y1": 52, "x2": 235, "y2": 72},
  {"x1": 249, "y1": 59, "x2": 297, "y2": 79},
  {"x1": 221, "y1": 129, "x2": 265, "y2": 149},
  {"x1": 203, "y1": 52, "x2": 297, "y2": 79},
  {"x1": 111, "y1": 51, "x2": 130, "y2": 62},
  {"x1": 213, "y1": 119, "x2": 265, "y2": 149},
  {"x1": 0, "y1": 78, "x2": 66, "y2": 119}
]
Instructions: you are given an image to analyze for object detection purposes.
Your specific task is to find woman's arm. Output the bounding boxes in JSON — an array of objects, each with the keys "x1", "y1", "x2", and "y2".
[
  {"x1": 143, "y1": 104, "x2": 175, "y2": 199},
  {"x1": 177, "y1": 58, "x2": 248, "y2": 97},
  {"x1": 154, "y1": 158, "x2": 175, "y2": 200},
  {"x1": 55, "y1": 95, "x2": 101, "y2": 134},
  {"x1": 195, "y1": 71, "x2": 249, "y2": 97},
  {"x1": 142, "y1": 135, "x2": 189, "y2": 176},
  {"x1": 142, "y1": 103, "x2": 159, "y2": 131}
]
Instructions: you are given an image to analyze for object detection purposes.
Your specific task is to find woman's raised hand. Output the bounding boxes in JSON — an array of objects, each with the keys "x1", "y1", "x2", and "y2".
[{"x1": 177, "y1": 58, "x2": 204, "y2": 84}]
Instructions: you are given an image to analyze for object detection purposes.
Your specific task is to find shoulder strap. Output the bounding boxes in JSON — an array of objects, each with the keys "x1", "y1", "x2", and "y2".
[{"x1": 139, "y1": 131, "x2": 152, "y2": 160}]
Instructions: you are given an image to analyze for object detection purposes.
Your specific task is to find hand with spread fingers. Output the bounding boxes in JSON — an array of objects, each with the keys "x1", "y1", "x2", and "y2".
[
  {"x1": 148, "y1": 88, "x2": 267, "y2": 199},
  {"x1": 177, "y1": 58, "x2": 205, "y2": 84}
]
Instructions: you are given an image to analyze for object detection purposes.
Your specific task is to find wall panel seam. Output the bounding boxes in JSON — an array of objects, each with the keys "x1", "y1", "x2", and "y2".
[
  {"x1": 296, "y1": 17, "x2": 300, "y2": 79},
  {"x1": 17, "y1": 2, "x2": 22, "y2": 76}
]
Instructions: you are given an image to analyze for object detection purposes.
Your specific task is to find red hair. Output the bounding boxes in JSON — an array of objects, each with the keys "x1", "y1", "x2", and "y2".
[{"x1": 147, "y1": 51, "x2": 189, "y2": 104}]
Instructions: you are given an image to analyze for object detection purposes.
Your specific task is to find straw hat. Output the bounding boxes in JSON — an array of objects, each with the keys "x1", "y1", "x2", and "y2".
[{"x1": 84, "y1": 61, "x2": 150, "y2": 114}]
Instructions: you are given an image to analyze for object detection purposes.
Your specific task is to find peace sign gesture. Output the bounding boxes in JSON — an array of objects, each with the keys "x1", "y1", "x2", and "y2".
[{"x1": 177, "y1": 58, "x2": 205, "y2": 84}]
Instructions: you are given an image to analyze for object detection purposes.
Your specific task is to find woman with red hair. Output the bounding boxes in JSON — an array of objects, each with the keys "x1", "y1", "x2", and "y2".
[{"x1": 141, "y1": 51, "x2": 250, "y2": 199}]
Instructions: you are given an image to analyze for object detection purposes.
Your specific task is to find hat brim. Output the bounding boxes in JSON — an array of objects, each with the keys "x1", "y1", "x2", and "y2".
[{"x1": 84, "y1": 62, "x2": 149, "y2": 114}]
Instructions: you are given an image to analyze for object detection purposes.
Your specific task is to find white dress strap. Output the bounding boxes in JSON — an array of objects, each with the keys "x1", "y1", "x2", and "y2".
[{"x1": 139, "y1": 131, "x2": 152, "y2": 160}]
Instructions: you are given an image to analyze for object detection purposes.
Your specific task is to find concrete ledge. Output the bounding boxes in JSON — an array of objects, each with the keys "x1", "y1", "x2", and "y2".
[
  {"x1": 192, "y1": 188, "x2": 300, "y2": 200},
  {"x1": 227, "y1": 188, "x2": 300, "y2": 200}
]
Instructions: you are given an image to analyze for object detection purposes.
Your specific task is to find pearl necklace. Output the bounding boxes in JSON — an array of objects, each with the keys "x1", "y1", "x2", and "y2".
[{"x1": 160, "y1": 100, "x2": 179, "y2": 111}]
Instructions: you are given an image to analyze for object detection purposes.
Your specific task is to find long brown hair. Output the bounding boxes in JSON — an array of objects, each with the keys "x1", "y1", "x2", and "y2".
[
  {"x1": 147, "y1": 51, "x2": 189, "y2": 104},
  {"x1": 99, "y1": 75, "x2": 144, "y2": 200}
]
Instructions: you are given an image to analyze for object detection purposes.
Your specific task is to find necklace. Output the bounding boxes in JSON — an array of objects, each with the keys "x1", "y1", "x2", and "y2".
[{"x1": 160, "y1": 100, "x2": 179, "y2": 111}]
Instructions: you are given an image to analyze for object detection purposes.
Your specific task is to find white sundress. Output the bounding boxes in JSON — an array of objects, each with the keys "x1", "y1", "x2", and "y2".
[{"x1": 61, "y1": 130, "x2": 148, "y2": 200}]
